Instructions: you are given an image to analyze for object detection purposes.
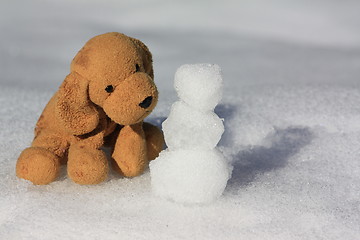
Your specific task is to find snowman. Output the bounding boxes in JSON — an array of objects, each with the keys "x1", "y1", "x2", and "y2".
[{"x1": 149, "y1": 64, "x2": 232, "y2": 204}]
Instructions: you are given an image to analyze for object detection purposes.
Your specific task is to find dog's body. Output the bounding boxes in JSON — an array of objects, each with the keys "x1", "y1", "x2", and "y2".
[{"x1": 16, "y1": 33, "x2": 164, "y2": 185}]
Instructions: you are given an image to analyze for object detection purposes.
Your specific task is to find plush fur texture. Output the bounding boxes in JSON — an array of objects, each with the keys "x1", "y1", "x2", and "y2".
[{"x1": 16, "y1": 32, "x2": 165, "y2": 185}]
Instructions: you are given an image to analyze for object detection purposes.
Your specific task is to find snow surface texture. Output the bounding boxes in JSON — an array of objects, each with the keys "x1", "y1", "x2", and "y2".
[
  {"x1": 1, "y1": 0, "x2": 360, "y2": 239},
  {"x1": 150, "y1": 64, "x2": 232, "y2": 204}
]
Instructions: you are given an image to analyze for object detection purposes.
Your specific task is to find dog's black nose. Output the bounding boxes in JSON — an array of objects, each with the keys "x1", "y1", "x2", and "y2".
[{"x1": 139, "y1": 96, "x2": 153, "y2": 109}]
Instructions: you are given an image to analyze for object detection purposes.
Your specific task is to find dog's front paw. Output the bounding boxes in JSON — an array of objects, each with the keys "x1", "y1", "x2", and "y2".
[{"x1": 16, "y1": 147, "x2": 60, "y2": 185}]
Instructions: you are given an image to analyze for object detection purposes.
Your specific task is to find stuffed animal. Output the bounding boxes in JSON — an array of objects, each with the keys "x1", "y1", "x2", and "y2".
[{"x1": 16, "y1": 32, "x2": 165, "y2": 185}]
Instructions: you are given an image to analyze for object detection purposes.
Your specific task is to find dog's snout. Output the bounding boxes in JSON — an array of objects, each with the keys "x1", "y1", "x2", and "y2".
[{"x1": 139, "y1": 96, "x2": 153, "y2": 109}]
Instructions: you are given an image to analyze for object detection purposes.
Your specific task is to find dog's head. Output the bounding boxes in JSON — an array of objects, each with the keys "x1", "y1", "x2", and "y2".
[{"x1": 55, "y1": 33, "x2": 158, "y2": 135}]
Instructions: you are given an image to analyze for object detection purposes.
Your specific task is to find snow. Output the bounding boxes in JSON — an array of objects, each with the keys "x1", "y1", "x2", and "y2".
[
  {"x1": 1, "y1": 0, "x2": 360, "y2": 239},
  {"x1": 150, "y1": 149, "x2": 231, "y2": 204},
  {"x1": 150, "y1": 64, "x2": 231, "y2": 204},
  {"x1": 174, "y1": 64, "x2": 223, "y2": 111},
  {"x1": 162, "y1": 101, "x2": 224, "y2": 149}
]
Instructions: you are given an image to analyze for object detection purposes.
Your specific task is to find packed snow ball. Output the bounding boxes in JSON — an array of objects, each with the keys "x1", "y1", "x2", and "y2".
[
  {"x1": 150, "y1": 149, "x2": 232, "y2": 204},
  {"x1": 174, "y1": 63, "x2": 223, "y2": 111},
  {"x1": 162, "y1": 101, "x2": 224, "y2": 150}
]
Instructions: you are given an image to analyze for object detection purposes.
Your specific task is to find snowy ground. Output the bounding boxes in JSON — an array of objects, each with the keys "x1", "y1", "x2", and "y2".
[{"x1": 1, "y1": 0, "x2": 360, "y2": 239}]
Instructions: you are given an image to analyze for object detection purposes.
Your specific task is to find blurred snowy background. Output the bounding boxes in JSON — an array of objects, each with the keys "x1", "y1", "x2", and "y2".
[{"x1": 0, "y1": 0, "x2": 360, "y2": 239}]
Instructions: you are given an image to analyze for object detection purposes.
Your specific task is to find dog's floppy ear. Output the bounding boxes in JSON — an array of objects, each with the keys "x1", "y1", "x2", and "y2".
[
  {"x1": 129, "y1": 37, "x2": 154, "y2": 79},
  {"x1": 55, "y1": 72, "x2": 99, "y2": 135}
]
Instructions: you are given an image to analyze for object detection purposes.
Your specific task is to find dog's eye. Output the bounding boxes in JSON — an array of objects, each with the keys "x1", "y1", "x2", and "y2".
[
  {"x1": 135, "y1": 64, "x2": 141, "y2": 72},
  {"x1": 105, "y1": 85, "x2": 114, "y2": 93}
]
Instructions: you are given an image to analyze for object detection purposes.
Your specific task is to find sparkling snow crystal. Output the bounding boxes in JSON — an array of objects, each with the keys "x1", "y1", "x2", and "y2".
[{"x1": 150, "y1": 64, "x2": 232, "y2": 204}]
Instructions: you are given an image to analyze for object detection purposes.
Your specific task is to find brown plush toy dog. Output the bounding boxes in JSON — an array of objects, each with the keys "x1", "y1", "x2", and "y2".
[{"x1": 16, "y1": 32, "x2": 164, "y2": 185}]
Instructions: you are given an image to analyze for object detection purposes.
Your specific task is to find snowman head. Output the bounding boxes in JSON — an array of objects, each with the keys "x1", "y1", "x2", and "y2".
[{"x1": 174, "y1": 64, "x2": 223, "y2": 111}]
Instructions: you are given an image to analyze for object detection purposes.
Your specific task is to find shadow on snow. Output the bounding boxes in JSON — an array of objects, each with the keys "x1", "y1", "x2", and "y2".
[{"x1": 226, "y1": 126, "x2": 314, "y2": 191}]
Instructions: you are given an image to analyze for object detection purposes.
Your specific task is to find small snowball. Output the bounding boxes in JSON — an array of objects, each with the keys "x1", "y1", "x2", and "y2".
[
  {"x1": 149, "y1": 149, "x2": 232, "y2": 204},
  {"x1": 162, "y1": 101, "x2": 224, "y2": 150},
  {"x1": 174, "y1": 64, "x2": 223, "y2": 111}
]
